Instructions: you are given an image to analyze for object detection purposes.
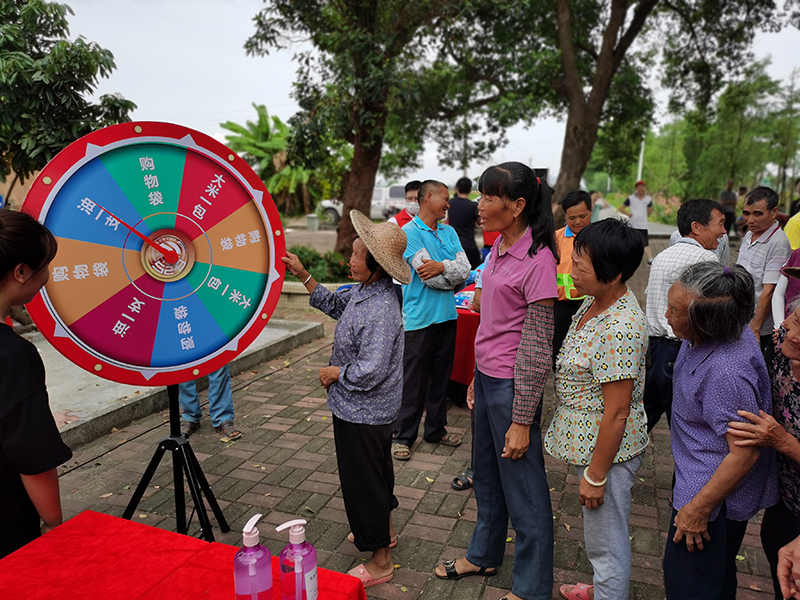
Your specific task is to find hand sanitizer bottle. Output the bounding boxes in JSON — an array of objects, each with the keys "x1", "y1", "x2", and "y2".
[
  {"x1": 234, "y1": 513, "x2": 273, "y2": 600},
  {"x1": 276, "y1": 519, "x2": 318, "y2": 600}
]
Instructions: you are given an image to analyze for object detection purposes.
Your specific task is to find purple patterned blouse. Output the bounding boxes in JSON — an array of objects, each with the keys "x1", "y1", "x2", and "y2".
[
  {"x1": 672, "y1": 328, "x2": 778, "y2": 521},
  {"x1": 310, "y1": 278, "x2": 404, "y2": 425}
]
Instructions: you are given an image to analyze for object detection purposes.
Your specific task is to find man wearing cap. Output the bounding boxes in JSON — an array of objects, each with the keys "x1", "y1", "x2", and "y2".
[
  {"x1": 392, "y1": 180, "x2": 471, "y2": 461},
  {"x1": 620, "y1": 180, "x2": 654, "y2": 264},
  {"x1": 738, "y1": 186, "x2": 792, "y2": 366},
  {"x1": 644, "y1": 199, "x2": 725, "y2": 431}
]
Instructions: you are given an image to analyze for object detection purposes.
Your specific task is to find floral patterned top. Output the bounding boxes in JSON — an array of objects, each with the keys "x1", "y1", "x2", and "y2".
[
  {"x1": 545, "y1": 288, "x2": 649, "y2": 466},
  {"x1": 773, "y1": 327, "x2": 800, "y2": 515}
]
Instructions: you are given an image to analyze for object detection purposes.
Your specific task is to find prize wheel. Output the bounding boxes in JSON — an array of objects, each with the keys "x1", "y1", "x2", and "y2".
[{"x1": 22, "y1": 122, "x2": 285, "y2": 386}]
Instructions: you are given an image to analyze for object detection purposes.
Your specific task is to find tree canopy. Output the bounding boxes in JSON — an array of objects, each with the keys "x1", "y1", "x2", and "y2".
[
  {"x1": 248, "y1": 0, "x2": 797, "y2": 253},
  {"x1": 0, "y1": 0, "x2": 136, "y2": 188}
]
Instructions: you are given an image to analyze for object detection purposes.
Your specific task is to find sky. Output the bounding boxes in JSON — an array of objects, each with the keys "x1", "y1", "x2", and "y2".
[{"x1": 67, "y1": 0, "x2": 800, "y2": 188}]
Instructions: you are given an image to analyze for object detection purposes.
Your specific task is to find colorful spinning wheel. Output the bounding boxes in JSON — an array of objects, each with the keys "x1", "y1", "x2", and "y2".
[{"x1": 22, "y1": 122, "x2": 285, "y2": 386}]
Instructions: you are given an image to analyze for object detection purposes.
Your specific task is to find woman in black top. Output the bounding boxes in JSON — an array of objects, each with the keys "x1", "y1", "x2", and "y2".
[{"x1": 0, "y1": 209, "x2": 72, "y2": 558}]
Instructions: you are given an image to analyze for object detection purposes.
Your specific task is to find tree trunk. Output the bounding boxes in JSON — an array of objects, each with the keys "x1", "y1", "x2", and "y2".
[
  {"x1": 334, "y1": 109, "x2": 387, "y2": 257},
  {"x1": 6, "y1": 174, "x2": 18, "y2": 205}
]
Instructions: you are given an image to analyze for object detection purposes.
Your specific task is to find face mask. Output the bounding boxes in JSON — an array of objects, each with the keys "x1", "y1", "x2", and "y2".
[{"x1": 405, "y1": 201, "x2": 420, "y2": 216}]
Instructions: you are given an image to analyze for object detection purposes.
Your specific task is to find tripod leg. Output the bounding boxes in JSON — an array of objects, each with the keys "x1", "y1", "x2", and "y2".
[
  {"x1": 172, "y1": 444, "x2": 187, "y2": 534},
  {"x1": 179, "y1": 443, "x2": 215, "y2": 542},
  {"x1": 123, "y1": 444, "x2": 167, "y2": 519},
  {"x1": 185, "y1": 443, "x2": 230, "y2": 533}
]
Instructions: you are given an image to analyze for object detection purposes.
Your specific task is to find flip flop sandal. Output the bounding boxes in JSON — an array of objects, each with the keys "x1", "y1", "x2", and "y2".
[
  {"x1": 392, "y1": 443, "x2": 411, "y2": 461},
  {"x1": 559, "y1": 582, "x2": 594, "y2": 600},
  {"x1": 180, "y1": 420, "x2": 200, "y2": 437},
  {"x1": 451, "y1": 467, "x2": 474, "y2": 491},
  {"x1": 435, "y1": 559, "x2": 497, "y2": 580},
  {"x1": 437, "y1": 433, "x2": 461, "y2": 447},
  {"x1": 347, "y1": 564, "x2": 393, "y2": 588},
  {"x1": 346, "y1": 532, "x2": 397, "y2": 548},
  {"x1": 215, "y1": 420, "x2": 242, "y2": 441}
]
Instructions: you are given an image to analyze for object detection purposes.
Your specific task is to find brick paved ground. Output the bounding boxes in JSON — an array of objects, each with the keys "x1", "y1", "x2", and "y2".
[{"x1": 56, "y1": 235, "x2": 774, "y2": 600}]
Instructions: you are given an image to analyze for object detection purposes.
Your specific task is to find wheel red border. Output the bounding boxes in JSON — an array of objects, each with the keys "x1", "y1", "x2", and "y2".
[{"x1": 22, "y1": 122, "x2": 286, "y2": 386}]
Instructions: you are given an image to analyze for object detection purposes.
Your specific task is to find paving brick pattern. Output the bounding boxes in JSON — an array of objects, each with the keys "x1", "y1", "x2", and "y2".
[{"x1": 57, "y1": 236, "x2": 774, "y2": 599}]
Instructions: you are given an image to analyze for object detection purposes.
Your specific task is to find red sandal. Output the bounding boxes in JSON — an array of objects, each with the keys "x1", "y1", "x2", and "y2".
[{"x1": 559, "y1": 583, "x2": 593, "y2": 600}]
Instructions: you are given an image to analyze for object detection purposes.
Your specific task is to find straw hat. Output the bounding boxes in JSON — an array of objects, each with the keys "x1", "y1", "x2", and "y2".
[{"x1": 350, "y1": 210, "x2": 411, "y2": 285}]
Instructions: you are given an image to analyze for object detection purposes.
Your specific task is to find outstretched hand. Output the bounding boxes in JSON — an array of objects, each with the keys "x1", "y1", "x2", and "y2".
[
  {"x1": 727, "y1": 410, "x2": 787, "y2": 450},
  {"x1": 282, "y1": 252, "x2": 308, "y2": 280}
]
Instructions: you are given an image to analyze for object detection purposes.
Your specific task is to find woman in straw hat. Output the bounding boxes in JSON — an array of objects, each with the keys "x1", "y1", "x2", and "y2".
[{"x1": 282, "y1": 210, "x2": 410, "y2": 589}]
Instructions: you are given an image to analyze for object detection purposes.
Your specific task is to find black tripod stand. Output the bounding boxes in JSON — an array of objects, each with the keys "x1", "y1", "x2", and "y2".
[{"x1": 123, "y1": 384, "x2": 229, "y2": 541}]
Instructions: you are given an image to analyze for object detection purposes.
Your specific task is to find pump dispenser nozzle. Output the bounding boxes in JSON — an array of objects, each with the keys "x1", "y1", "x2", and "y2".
[
  {"x1": 243, "y1": 513, "x2": 263, "y2": 547},
  {"x1": 275, "y1": 519, "x2": 307, "y2": 544}
]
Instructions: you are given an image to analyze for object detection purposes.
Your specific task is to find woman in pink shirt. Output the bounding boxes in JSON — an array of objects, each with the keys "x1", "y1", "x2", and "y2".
[{"x1": 434, "y1": 162, "x2": 558, "y2": 600}]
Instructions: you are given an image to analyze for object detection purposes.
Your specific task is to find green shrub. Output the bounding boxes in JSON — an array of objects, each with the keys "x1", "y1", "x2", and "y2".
[{"x1": 286, "y1": 245, "x2": 353, "y2": 283}]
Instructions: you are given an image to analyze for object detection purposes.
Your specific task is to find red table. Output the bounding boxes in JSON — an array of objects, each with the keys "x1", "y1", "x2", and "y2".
[{"x1": 0, "y1": 511, "x2": 366, "y2": 600}]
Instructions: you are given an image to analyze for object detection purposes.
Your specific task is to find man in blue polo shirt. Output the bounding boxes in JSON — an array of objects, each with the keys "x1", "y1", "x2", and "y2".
[{"x1": 392, "y1": 180, "x2": 471, "y2": 461}]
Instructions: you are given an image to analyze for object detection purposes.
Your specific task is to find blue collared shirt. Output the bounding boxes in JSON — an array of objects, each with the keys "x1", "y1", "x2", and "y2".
[
  {"x1": 309, "y1": 278, "x2": 404, "y2": 425},
  {"x1": 401, "y1": 216, "x2": 465, "y2": 331}
]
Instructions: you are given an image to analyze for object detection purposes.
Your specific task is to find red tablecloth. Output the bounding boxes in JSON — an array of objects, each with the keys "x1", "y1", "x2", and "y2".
[
  {"x1": 0, "y1": 511, "x2": 366, "y2": 600},
  {"x1": 450, "y1": 307, "x2": 480, "y2": 386}
]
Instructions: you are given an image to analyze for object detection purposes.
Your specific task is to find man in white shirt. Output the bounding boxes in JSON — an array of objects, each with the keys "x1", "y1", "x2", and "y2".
[
  {"x1": 644, "y1": 199, "x2": 725, "y2": 431},
  {"x1": 620, "y1": 180, "x2": 654, "y2": 264},
  {"x1": 737, "y1": 186, "x2": 792, "y2": 366}
]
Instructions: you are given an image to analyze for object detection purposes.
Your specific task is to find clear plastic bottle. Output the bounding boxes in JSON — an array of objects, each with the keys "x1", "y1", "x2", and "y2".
[
  {"x1": 234, "y1": 513, "x2": 273, "y2": 600},
  {"x1": 276, "y1": 519, "x2": 318, "y2": 600}
]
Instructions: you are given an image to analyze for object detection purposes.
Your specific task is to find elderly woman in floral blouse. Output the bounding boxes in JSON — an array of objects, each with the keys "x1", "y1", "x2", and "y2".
[
  {"x1": 546, "y1": 218, "x2": 649, "y2": 600},
  {"x1": 282, "y1": 210, "x2": 410, "y2": 589},
  {"x1": 728, "y1": 290, "x2": 800, "y2": 599}
]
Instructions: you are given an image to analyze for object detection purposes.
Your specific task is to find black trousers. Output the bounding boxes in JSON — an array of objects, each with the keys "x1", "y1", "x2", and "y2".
[
  {"x1": 664, "y1": 503, "x2": 748, "y2": 600},
  {"x1": 760, "y1": 498, "x2": 800, "y2": 599},
  {"x1": 644, "y1": 336, "x2": 682, "y2": 432},
  {"x1": 724, "y1": 212, "x2": 736, "y2": 234},
  {"x1": 760, "y1": 334, "x2": 775, "y2": 375},
  {"x1": 393, "y1": 320, "x2": 457, "y2": 447},
  {"x1": 333, "y1": 415, "x2": 398, "y2": 552},
  {"x1": 553, "y1": 300, "x2": 583, "y2": 370}
]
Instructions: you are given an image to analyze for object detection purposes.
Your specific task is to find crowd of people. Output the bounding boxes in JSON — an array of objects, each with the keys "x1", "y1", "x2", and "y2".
[{"x1": 5, "y1": 167, "x2": 800, "y2": 599}]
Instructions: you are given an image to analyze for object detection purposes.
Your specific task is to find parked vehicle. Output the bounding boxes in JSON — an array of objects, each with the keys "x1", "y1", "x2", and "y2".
[{"x1": 320, "y1": 185, "x2": 406, "y2": 224}]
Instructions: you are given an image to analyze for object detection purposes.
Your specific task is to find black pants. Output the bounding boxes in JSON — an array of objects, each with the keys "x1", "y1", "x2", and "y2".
[
  {"x1": 333, "y1": 416, "x2": 398, "y2": 552},
  {"x1": 644, "y1": 336, "x2": 681, "y2": 432},
  {"x1": 664, "y1": 503, "x2": 748, "y2": 600},
  {"x1": 724, "y1": 211, "x2": 736, "y2": 234},
  {"x1": 761, "y1": 498, "x2": 800, "y2": 599},
  {"x1": 553, "y1": 300, "x2": 583, "y2": 370},
  {"x1": 760, "y1": 334, "x2": 775, "y2": 374},
  {"x1": 393, "y1": 320, "x2": 457, "y2": 447}
]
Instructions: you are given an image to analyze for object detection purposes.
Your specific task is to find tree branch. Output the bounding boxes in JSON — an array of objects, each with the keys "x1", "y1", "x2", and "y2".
[{"x1": 555, "y1": 0, "x2": 585, "y2": 108}]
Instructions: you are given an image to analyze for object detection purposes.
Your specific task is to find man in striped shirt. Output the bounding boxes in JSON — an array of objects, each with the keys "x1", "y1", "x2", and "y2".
[
  {"x1": 737, "y1": 186, "x2": 792, "y2": 366},
  {"x1": 644, "y1": 199, "x2": 725, "y2": 431}
]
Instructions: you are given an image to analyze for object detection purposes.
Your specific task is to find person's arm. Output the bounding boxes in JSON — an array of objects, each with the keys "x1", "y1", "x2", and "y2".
[
  {"x1": 728, "y1": 409, "x2": 800, "y2": 463},
  {"x1": 619, "y1": 200, "x2": 632, "y2": 218},
  {"x1": 777, "y1": 534, "x2": 800, "y2": 599},
  {"x1": 772, "y1": 275, "x2": 789, "y2": 328},
  {"x1": 579, "y1": 378, "x2": 634, "y2": 509},
  {"x1": 505, "y1": 301, "x2": 554, "y2": 460},
  {"x1": 751, "y1": 283, "x2": 776, "y2": 336},
  {"x1": 672, "y1": 433, "x2": 760, "y2": 551},
  {"x1": 472, "y1": 288, "x2": 482, "y2": 313},
  {"x1": 20, "y1": 469, "x2": 63, "y2": 534}
]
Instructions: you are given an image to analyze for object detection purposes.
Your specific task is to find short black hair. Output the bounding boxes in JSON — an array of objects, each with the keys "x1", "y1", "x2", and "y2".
[
  {"x1": 573, "y1": 219, "x2": 644, "y2": 284},
  {"x1": 739, "y1": 186, "x2": 748, "y2": 194},
  {"x1": 676, "y1": 199, "x2": 725, "y2": 236},
  {"x1": 561, "y1": 190, "x2": 592, "y2": 212},
  {"x1": 745, "y1": 186, "x2": 779, "y2": 210},
  {"x1": 418, "y1": 180, "x2": 446, "y2": 204},
  {"x1": 456, "y1": 177, "x2": 472, "y2": 194},
  {"x1": 405, "y1": 180, "x2": 421, "y2": 193}
]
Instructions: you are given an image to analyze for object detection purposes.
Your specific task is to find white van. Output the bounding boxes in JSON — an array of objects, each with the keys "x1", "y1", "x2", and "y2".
[{"x1": 320, "y1": 185, "x2": 406, "y2": 224}]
